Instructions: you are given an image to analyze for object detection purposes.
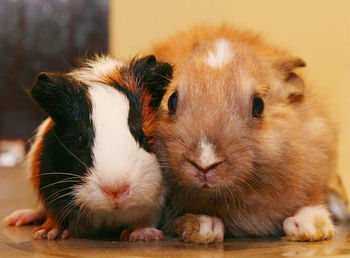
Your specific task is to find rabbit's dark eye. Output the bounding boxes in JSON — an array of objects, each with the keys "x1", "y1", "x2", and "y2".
[
  {"x1": 168, "y1": 91, "x2": 178, "y2": 114},
  {"x1": 252, "y1": 94, "x2": 264, "y2": 118}
]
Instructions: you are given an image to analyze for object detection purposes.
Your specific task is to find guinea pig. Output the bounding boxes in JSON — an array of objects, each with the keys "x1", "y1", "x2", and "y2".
[
  {"x1": 151, "y1": 24, "x2": 338, "y2": 244},
  {"x1": 3, "y1": 55, "x2": 173, "y2": 241}
]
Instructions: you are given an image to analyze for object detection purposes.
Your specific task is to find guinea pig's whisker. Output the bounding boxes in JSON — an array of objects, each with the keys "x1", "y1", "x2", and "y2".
[
  {"x1": 75, "y1": 206, "x2": 85, "y2": 226},
  {"x1": 214, "y1": 187, "x2": 220, "y2": 199},
  {"x1": 39, "y1": 184, "x2": 78, "y2": 198},
  {"x1": 45, "y1": 191, "x2": 75, "y2": 207},
  {"x1": 58, "y1": 200, "x2": 77, "y2": 223},
  {"x1": 38, "y1": 178, "x2": 81, "y2": 191},
  {"x1": 25, "y1": 135, "x2": 36, "y2": 146},
  {"x1": 243, "y1": 173, "x2": 265, "y2": 191},
  {"x1": 222, "y1": 185, "x2": 242, "y2": 209},
  {"x1": 52, "y1": 131, "x2": 89, "y2": 169},
  {"x1": 217, "y1": 186, "x2": 230, "y2": 209},
  {"x1": 32, "y1": 172, "x2": 83, "y2": 179},
  {"x1": 44, "y1": 185, "x2": 78, "y2": 202},
  {"x1": 39, "y1": 180, "x2": 80, "y2": 196}
]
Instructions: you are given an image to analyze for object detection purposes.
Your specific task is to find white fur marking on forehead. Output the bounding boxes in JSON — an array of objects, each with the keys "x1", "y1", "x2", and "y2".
[
  {"x1": 206, "y1": 39, "x2": 234, "y2": 68},
  {"x1": 199, "y1": 140, "x2": 220, "y2": 168},
  {"x1": 70, "y1": 56, "x2": 124, "y2": 84},
  {"x1": 88, "y1": 83, "x2": 137, "y2": 176}
]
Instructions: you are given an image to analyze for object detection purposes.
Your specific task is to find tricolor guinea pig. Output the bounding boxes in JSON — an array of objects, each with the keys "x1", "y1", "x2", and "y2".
[
  {"x1": 151, "y1": 25, "x2": 339, "y2": 244},
  {"x1": 3, "y1": 55, "x2": 173, "y2": 241}
]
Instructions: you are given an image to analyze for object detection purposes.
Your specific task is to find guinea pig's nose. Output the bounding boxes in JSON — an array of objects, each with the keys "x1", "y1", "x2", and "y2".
[
  {"x1": 100, "y1": 184, "x2": 130, "y2": 205},
  {"x1": 187, "y1": 159, "x2": 222, "y2": 174}
]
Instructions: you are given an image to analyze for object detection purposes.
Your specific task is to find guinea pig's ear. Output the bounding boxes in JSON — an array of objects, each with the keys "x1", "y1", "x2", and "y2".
[
  {"x1": 272, "y1": 57, "x2": 306, "y2": 102},
  {"x1": 132, "y1": 55, "x2": 173, "y2": 109},
  {"x1": 31, "y1": 72, "x2": 84, "y2": 123}
]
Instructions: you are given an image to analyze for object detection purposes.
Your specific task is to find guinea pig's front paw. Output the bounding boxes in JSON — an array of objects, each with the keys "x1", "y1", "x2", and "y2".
[
  {"x1": 175, "y1": 214, "x2": 224, "y2": 244},
  {"x1": 283, "y1": 205, "x2": 334, "y2": 241},
  {"x1": 3, "y1": 209, "x2": 43, "y2": 226},
  {"x1": 120, "y1": 227, "x2": 162, "y2": 242},
  {"x1": 33, "y1": 215, "x2": 69, "y2": 240},
  {"x1": 33, "y1": 227, "x2": 69, "y2": 240}
]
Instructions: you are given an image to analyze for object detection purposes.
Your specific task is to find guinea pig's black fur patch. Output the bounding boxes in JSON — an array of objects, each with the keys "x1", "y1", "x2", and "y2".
[
  {"x1": 32, "y1": 73, "x2": 92, "y2": 124},
  {"x1": 112, "y1": 84, "x2": 150, "y2": 152},
  {"x1": 32, "y1": 74, "x2": 94, "y2": 223}
]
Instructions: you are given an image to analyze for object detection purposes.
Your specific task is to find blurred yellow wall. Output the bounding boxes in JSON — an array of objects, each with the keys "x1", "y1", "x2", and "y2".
[{"x1": 110, "y1": 0, "x2": 350, "y2": 199}]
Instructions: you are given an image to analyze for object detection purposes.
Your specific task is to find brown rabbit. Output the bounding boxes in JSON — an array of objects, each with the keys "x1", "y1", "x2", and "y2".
[{"x1": 152, "y1": 24, "x2": 338, "y2": 244}]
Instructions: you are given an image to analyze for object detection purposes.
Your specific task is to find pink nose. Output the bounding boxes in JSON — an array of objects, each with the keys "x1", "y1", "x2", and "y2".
[{"x1": 101, "y1": 184, "x2": 130, "y2": 205}]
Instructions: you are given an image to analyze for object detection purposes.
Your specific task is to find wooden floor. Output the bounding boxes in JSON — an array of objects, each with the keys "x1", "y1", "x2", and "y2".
[{"x1": 1, "y1": 166, "x2": 350, "y2": 258}]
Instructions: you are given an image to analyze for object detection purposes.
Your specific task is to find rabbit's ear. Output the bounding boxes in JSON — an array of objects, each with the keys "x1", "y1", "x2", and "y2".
[{"x1": 271, "y1": 57, "x2": 306, "y2": 102}]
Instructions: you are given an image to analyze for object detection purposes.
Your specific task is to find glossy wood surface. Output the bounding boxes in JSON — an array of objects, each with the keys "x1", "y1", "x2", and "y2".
[{"x1": 1, "y1": 166, "x2": 349, "y2": 257}]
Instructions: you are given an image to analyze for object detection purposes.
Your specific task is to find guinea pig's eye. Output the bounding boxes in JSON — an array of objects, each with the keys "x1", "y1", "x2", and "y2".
[
  {"x1": 252, "y1": 94, "x2": 264, "y2": 118},
  {"x1": 77, "y1": 134, "x2": 87, "y2": 148},
  {"x1": 168, "y1": 91, "x2": 178, "y2": 114},
  {"x1": 138, "y1": 130, "x2": 145, "y2": 144}
]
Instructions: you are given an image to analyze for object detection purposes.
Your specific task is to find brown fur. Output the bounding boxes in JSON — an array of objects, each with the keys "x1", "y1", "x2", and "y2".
[{"x1": 152, "y1": 25, "x2": 338, "y2": 239}]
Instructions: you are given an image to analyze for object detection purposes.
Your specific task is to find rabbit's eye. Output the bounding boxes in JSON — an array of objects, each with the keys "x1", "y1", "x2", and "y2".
[
  {"x1": 252, "y1": 94, "x2": 264, "y2": 118},
  {"x1": 168, "y1": 91, "x2": 178, "y2": 114}
]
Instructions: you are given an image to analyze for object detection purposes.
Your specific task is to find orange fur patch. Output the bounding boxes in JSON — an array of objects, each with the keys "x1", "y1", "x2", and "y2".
[
  {"x1": 34, "y1": 209, "x2": 63, "y2": 232},
  {"x1": 31, "y1": 119, "x2": 55, "y2": 191},
  {"x1": 100, "y1": 69, "x2": 123, "y2": 89},
  {"x1": 141, "y1": 93, "x2": 157, "y2": 151}
]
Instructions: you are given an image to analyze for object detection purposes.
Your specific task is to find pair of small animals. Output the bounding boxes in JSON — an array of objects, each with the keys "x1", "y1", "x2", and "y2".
[{"x1": 4, "y1": 25, "x2": 342, "y2": 244}]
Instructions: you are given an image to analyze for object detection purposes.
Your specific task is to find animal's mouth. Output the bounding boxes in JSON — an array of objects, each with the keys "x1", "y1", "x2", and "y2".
[
  {"x1": 202, "y1": 183, "x2": 210, "y2": 190},
  {"x1": 195, "y1": 173, "x2": 218, "y2": 189}
]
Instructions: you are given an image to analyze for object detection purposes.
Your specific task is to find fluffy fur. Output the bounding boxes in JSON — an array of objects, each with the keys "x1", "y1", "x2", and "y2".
[
  {"x1": 283, "y1": 205, "x2": 334, "y2": 241},
  {"x1": 152, "y1": 24, "x2": 339, "y2": 243},
  {"x1": 206, "y1": 39, "x2": 234, "y2": 68},
  {"x1": 4, "y1": 55, "x2": 173, "y2": 240}
]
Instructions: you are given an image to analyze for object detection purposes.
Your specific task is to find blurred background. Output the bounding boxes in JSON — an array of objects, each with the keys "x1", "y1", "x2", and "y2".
[
  {"x1": 0, "y1": 0, "x2": 108, "y2": 166},
  {"x1": 0, "y1": 0, "x2": 349, "y2": 200}
]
